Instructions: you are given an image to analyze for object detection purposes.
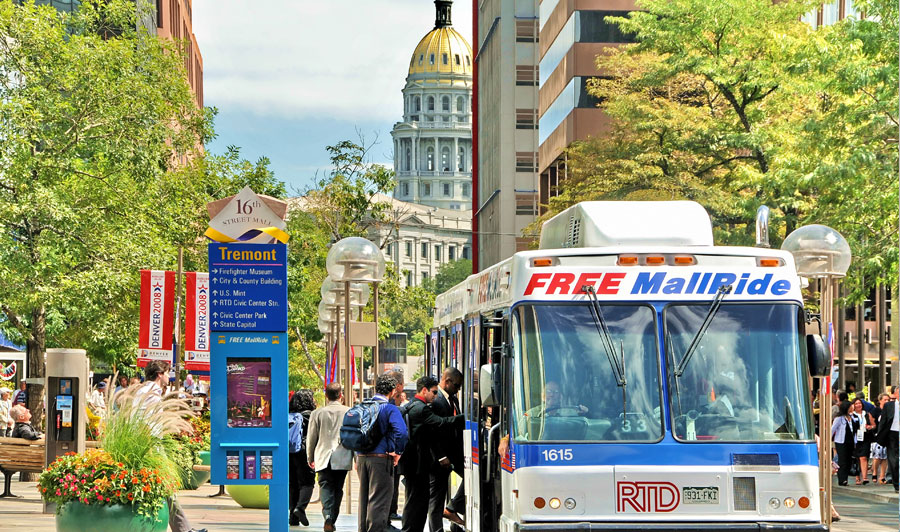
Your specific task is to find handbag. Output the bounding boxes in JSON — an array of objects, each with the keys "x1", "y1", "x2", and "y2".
[{"x1": 849, "y1": 460, "x2": 859, "y2": 477}]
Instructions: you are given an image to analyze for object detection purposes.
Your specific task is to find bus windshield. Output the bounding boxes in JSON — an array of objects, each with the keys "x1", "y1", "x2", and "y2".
[
  {"x1": 665, "y1": 303, "x2": 812, "y2": 442},
  {"x1": 512, "y1": 304, "x2": 663, "y2": 442}
]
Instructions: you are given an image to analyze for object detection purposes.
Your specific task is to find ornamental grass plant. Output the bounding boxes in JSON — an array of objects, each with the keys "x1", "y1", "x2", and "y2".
[{"x1": 38, "y1": 383, "x2": 195, "y2": 521}]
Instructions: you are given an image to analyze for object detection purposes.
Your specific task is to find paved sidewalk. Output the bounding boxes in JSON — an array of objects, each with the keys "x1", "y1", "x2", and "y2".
[
  {"x1": 0, "y1": 480, "x2": 367, "y2": 531},
  {"x1": 832, "y1": 476, "x2": 899, "y2": 505}
]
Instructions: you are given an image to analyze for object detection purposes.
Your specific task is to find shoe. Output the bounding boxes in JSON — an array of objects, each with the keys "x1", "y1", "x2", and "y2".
[
  {"x1": 443, "y1": 509, "x2": 465, "y2": 527},
  {"x1": 292, "y1": 508, "x2": 309, "y2": 526},
  {"x1": 831, "y1": 513, "x2": 841, "y2": 522},
  {"x1": 389, "y1": 513, "x2": 402, "y2": 521},
  {"x1": 323, "y1": 518, "x2": 335, "y2": 532},
  {"x1": 188, "y1": 529, "x2": 208, "y2": 532}
]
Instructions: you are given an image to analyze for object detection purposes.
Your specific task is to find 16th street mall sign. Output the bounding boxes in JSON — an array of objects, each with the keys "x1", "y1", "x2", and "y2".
[{"x1": 206, "y1": 189, "x2": 290, "y2": 532}]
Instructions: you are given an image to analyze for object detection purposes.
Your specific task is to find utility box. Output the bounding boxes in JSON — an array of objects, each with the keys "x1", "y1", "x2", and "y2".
[{"x1": 45, "y1": 349, "x2": 89, "y2": 461}]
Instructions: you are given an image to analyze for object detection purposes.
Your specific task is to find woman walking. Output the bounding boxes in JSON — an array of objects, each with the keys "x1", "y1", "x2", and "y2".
[
  {"x1": 289, "y1": 390, "x2": 317, "y2": 527},
  {"x1": 851, "y1": 398, "x2": 875, "y2": 484},
  {"x1": 870, "y1": 393, "x2": 891, "y2": 484},
  {"x1": 831, "y1": 400, "x2": 857, "y2": 486}
]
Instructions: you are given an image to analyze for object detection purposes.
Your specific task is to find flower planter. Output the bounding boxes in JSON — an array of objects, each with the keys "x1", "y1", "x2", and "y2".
[
  {"x1": 55, "y1": 500, "x2": 168, "y2": 532},
  {"x1": 225, "y1": 484, "x2": 269, "y2": 508},
  {"x1": 183, "y1": 450, "x2": 211, "y2": 490}
]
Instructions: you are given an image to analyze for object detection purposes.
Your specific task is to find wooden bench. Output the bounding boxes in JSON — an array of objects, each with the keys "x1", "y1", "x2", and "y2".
[{"x1": 0, "y1": 436, "x2": 45, "y2": 498}]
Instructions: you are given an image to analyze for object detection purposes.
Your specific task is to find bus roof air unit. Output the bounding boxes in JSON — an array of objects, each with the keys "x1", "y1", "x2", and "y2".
[{"x1": 538, "y1": 201, "x2": 715, "y2": 249}]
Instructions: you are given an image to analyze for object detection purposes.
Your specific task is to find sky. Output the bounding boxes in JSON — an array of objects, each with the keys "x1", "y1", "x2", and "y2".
[{"x1": 193, "y1": 0, "x2": 473, "y2": 193}]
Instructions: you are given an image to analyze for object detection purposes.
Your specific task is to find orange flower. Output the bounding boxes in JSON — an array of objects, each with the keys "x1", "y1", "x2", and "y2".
[{"x1": 142, "y1": 484, "x2": 151, "y2": 492}]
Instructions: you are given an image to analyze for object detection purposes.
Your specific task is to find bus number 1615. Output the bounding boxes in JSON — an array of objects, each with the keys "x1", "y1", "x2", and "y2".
[{"x1": 541, "y1": 449, "x2": 574, "y2": 462}]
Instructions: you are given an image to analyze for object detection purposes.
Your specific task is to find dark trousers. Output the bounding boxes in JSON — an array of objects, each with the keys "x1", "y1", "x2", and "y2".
[
  {"x1": 428, "y1": 467, "x2": 454, "y2": 532},
  {"x1": 168, "y1": 498, "x2": 191, "y2": 532},
  {"x1": 401, "y1": 472, "x2": 432, "y2": 532},
  {"x1": 390, "y1": 465, "x2": 401, "y2": 515},
  {"x1": 888, "y1": 433, "x2": 899, "y2": 490},
  {"x1": 357, "y1": 455, "x2": 394, "y2": 532},
  {"x1": 447, "y1": 480, "x2": 465, "y2": 515},
  {"x1": 290, "y1": 453, "x2": 315, "y2": 514},
  {"x1": 835, "y1": 441, "x2": 854, "y2": 485},
  {"x1": 318, "y1": 465, "x2": 348, "y2": 523}
]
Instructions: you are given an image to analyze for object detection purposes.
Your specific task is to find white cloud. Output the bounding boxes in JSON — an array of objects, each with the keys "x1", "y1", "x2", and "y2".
[{"x1": 193, "y1": 0, "x2": 473, "y2": 122}]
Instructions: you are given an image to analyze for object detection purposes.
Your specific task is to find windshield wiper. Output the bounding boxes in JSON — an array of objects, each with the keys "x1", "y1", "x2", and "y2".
[
  {"x1": 581, "y1": 285, "x2": 626, "y2": 387},
  {"x1": 674, "y1": 284, "x2": 732, "y2": 377}
]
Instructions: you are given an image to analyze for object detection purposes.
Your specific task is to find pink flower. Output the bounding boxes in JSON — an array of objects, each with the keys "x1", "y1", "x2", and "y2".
[{"x1": 55, "y1": 489, "x2": 61, "y2": 495}]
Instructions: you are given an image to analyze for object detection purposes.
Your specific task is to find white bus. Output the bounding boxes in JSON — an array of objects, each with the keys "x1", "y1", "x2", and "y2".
[{"x1": 429, "y1": 201, "x2": 829, "y2": 532}]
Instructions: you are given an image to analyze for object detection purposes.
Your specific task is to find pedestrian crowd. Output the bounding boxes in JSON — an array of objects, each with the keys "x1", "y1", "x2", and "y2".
[
  {"x1": 288, "y1": 366, "x2": 467, "y2": 532},
  {"x1": 828, "y1": 383, "x2": 899, "y2": 521}
]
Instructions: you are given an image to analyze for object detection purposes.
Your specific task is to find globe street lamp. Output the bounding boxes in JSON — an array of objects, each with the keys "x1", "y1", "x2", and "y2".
[
  {"x1": 782, "y1": 224, "x2": 851, "y2": 528},
  {"x1": 325, "y1": 238, "x2": 386, "y2": 406}
]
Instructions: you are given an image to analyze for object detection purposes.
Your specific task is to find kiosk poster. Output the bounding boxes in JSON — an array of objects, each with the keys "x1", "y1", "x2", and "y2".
[{"x1": 226, "y1": 358, "x2": 272, "y2": 428}]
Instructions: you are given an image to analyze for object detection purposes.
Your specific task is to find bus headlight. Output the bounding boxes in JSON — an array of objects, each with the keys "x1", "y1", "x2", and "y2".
[
  {"x1": 783, "y1": 497, "x2": 795, "y2": 508},
  {"x1": 768, "y1": 497, "x2": 781, "y2": 510},
  {"x1": 564, "y1": 498, "x2": 576, "y2": 510},
  {"x1": 548, "y1": 498, "x2": 561, "y2": 509}
]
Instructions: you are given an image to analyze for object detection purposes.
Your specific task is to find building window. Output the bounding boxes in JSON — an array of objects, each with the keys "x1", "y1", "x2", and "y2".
[
  {"x1": 516, "y1": 108, "x2": 537, "y2": 129},
  {"x1": 456, "y1": 96, "x2": 465, "y2": 113},
  {"x1": 457, "y1": 147, "x2": 465, "y2": 171},
  {"x1": 454, "y1": 54, "x2": 461, "y2": 65},
  {"x1": 405, "y1": 241, "x2": 412, "y2": 258},
  {"x1": 422, "y1": 182, "x2": 432, "y2": 196},
  {"x1": 421, "y1": 242, "x2": 428, "y2": 259},
  {"x1": 449, "y1": 246, "x2": 456, "y2": 261},
  {"x1": 515, "y1": 65, "x2": 538, "y2": 86},
  {"x1": 442, "y1": 53, "x2": 448, "y2": 65},
  {"x1": 405, "y1": 148, "x2": 411, "y2": 170},
  {"x1": 427, "y1": 147, "x2": 435, "y2": 171},
  {"x1": 515, "y1": 19, "x2": 538, "y2": 42},
  {"x1": 427, "y1": 96, "x2": 435, "y2": 111},
  {"x1": 401, "y1": 182, "x2": 409, "y2": 196},
  {"x1": 443, "y1": 182, "x2": 452, "y2": 197},
  {"x1": 462, "y1": 183, "x2": 470, "y2": 197},
  {"x1": 405, "y1": 270, "x2": 413, "y2": 286},
  {"x1": 430, "y1": 53, "x2": 435, "y2": 65},
  {"x1": 516, "y1": 152, "x2": 538, "y2": 172},
  {"x1": 422, "y1": 271, "x2": 429, "y2": 282},
  {"x1": 415, "y1": 96, "x2": 421, "y2": 112},
  {"x1": 441, "y1": 147, "x2": 451, "y2": 171},
  {"x1": 435, "y1": 245, "x2": 442, "y2": 261},
  {"x1": 466, "y1": 56, "x2": 471, "y2": 66},
  {"x1": 419, "y1": 54, "x2": 424, "y2": 65},
  {"x1": 516, "y1": 192, "x2": 539, "y2": 215},
  {"x1": 462, "y1": 246, "x2": 470, "y2": 259},
  {"x1": 442, "y1": 96, "x2": 450, "y2": 112}
]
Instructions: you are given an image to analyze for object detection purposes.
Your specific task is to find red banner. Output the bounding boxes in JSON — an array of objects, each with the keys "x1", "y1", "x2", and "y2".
[
  {"x1": 184, "y1": 272, "x2": 210, "y2": 372},
  {"x1": 137, "y1": 270, "x2": 176, "y2": 368}
]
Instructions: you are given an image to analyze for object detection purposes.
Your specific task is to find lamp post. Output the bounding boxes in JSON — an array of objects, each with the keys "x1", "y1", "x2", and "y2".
[
  {"x1": 782, "y1": 224, "x2": 851, "y2": 528},
  {"x1": 325, "y1": 238, "x2": 386, "y2": 406}
]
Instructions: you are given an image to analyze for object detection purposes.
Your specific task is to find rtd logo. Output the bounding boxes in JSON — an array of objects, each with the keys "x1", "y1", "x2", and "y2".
[{"x1": 616, "y1": 481, "x2": 680, "y2": 513}]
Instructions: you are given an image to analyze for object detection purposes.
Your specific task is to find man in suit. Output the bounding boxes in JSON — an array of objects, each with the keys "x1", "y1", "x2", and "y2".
[
  {"x1": 307, "y1": 382, "x2": 352, "y2": 532},
  {"x1": 429, "y1": 368, "x2": 465, "y2": 531},
  {"x1": 875, "y1": 385, "x2": 899, "y2": 492},
  {"x1": 401, "y1": 376, "x2": 464, "y2": 532}
]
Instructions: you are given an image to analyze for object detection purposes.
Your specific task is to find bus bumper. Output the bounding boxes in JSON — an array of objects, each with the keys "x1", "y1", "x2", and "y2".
[{"x1": 514, "y1": 523, "x2": 828, "y2": 532}]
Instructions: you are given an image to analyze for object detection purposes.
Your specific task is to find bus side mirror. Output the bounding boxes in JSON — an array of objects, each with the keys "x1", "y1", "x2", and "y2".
[
  {"x1": 806, "y1": 334, "x2": 829, "y2": 377},
  {"x1": 480, "y1": 363, "x2": 500, "y2": 407}
]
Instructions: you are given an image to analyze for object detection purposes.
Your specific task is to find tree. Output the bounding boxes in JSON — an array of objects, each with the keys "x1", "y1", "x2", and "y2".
[
  {"x1": 0, "y1": 0, "x2": 214, "y2": 419},
  {"x1": 425, "y1": 259, "x2": 472, "y2": 295},
  {"x1": 540, "y1": 0, "x2": 896, "y2": 299},
  {"x1": 302, "y1": 138, "x2": 397, "y2": 246}
]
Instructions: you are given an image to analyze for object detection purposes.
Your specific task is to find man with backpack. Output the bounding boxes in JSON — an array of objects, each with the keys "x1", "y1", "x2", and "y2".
[
  {"x1": 347, "y1": 373, "x2": 408, "y2": 532},
  {"x1": 289, "y1": 390, "x2": 316, "y2": 527},
  {"x1": 307, "y1": 383, "x2": 352, "y2": 532},
  {"x1": 400, "y1": 376, "x2": 464, "y2": 532}
]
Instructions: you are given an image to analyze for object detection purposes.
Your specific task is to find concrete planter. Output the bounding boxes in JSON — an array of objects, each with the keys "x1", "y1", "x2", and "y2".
[{"x1": 55, "y1": 500, "x2": 168, "y2": 532}]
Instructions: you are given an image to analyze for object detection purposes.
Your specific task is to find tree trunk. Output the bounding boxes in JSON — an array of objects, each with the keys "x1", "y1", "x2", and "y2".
[
  {"x1": 26, "y1": 306, "x2": 45, "y2": 430},
  {"x1": 295, "y1": 326, "x2": 324, "y2": 385}
]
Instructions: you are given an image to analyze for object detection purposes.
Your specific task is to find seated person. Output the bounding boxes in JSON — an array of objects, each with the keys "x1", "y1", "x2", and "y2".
[
  {"x1": 518, "y1": 381, "x2": 589, "y2": 440},
  {"x1": 9, "y1": 405, "x2": 43, "y2": 440}
]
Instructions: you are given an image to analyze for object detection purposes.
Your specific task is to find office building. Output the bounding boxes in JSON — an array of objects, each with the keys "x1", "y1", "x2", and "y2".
[{"x1": 472, "y1": 0, "x2": 541, "y2": 271}]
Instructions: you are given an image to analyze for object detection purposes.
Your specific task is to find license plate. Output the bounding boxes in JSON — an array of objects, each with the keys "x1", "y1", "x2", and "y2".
[{"x1": 683, "y1": 486, "x2": 719, "y2": 504}]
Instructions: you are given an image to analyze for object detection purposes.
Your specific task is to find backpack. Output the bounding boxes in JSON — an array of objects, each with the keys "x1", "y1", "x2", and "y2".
[
  {"x1": 288, "y1": 412, "x2": 303, "y2": 454},
  {"x1": 340, "y1": 400, "x2": 383, "y2": 452}
]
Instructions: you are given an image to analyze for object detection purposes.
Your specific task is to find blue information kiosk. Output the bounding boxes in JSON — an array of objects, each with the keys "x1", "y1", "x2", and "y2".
[{"x1": 209, "y1": 242, "x2": 289, "y2": 532}]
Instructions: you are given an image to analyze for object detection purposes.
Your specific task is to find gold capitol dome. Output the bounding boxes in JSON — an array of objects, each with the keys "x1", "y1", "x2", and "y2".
[{"x1": 408, "y1": 0, "x2": 473, "y2": 80}]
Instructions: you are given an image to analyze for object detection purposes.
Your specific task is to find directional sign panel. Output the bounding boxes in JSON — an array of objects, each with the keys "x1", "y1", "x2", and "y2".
[{"x1": 208, "y1": 243, "x2": 287, "y2": 332}]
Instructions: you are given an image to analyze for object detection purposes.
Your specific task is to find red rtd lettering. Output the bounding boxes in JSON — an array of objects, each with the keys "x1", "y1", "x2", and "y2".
[
  {"x1": 524, "y1": 272, "x2": 626, "y2": 296},
  {"x1": 616, "y1": 481, "x2": 680, "y2": 513}
]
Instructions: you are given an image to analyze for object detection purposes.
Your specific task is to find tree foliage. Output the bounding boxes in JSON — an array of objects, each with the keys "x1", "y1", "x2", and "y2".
[
  {"x1": 425, "y1": 259, "x2": 472, "y2": 295},
  {"x1": 537, "y1": 0, "x2": 897, "y2": 299}
]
